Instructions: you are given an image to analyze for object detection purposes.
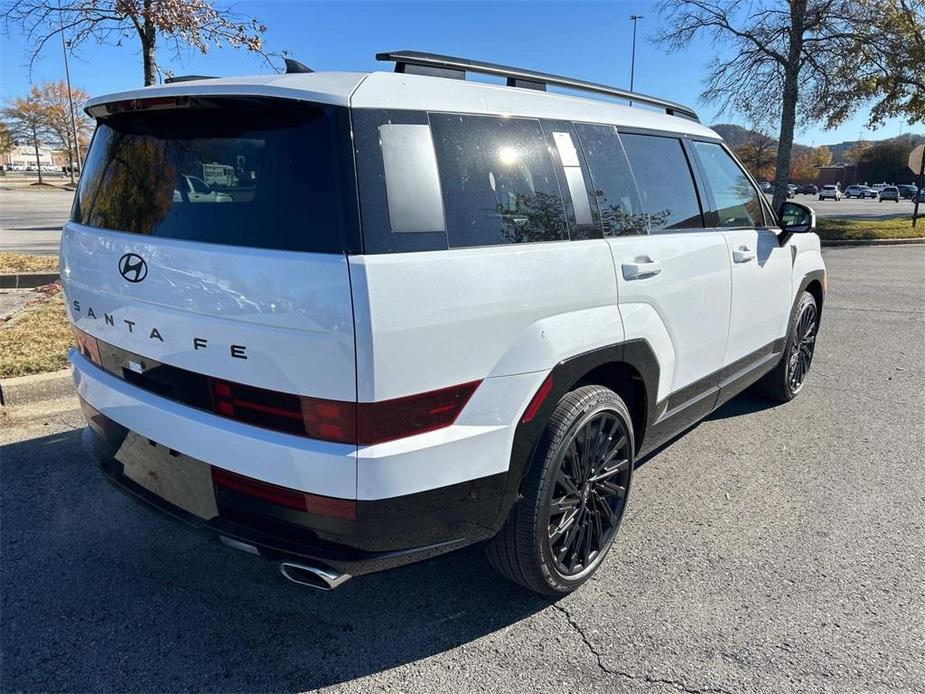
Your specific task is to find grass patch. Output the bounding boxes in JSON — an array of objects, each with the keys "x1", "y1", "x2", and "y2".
[
  {"x1": 0, "y1": 287, "x2": 72, "y2": 378},
  {"x1": 816, "y1": 216, "x2": 924, "y2": 240},
  {"x1": 0, "y1": 252, "x2": 59, "y2": 273}
]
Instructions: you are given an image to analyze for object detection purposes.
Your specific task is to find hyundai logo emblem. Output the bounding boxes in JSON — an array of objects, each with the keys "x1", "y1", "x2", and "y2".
[{"x1": 118, "y1": 253, "x2": 148, "y2": 283}]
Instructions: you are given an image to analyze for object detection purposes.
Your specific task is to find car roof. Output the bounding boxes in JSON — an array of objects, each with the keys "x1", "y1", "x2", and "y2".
[{"x1": 84, "y1": 69, "x2": 720, "y2": 140}]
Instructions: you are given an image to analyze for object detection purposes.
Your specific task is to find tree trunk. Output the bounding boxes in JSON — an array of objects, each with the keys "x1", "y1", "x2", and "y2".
[
  {"x1": 141, "y1": 1, "x2": 157, "y2": 86},
  {"x1": 771, "y1": 0, "x2": 807, "y2": 213},
  {"x1": 772, "y1": 70, "x2": 799, "y2": 211},
  {"x1": 32, "y1": 126, "x2": 43, "y2": 185}
]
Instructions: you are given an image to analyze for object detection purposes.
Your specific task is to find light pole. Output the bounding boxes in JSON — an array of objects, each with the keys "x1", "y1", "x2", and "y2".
[
  {"x1": 59, "y1": 1, "x2": 81, "y2": 184},
  {"x1": 629, "y1": 15, "x2": 644, "y2": 93}
]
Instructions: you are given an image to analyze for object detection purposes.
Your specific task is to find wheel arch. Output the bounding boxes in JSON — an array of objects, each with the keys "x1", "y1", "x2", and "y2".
[{"x1": 494, "y1": 340, "x2": 659, "y2": 529}]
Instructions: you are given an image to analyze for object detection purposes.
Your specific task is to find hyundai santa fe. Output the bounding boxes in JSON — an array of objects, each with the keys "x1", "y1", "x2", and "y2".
[{"x1": 65, "y1": 51, "x2": 826, "y2": 595}]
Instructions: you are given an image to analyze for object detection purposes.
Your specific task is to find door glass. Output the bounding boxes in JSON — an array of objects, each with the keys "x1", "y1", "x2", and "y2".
[
  {"x1": 693, "y1": 141, "x2": 765, "y2": 228},
  {"x1": 573, "y1": 124, "x2": 646, "y2": 236},
  {"x1": 620, "y1": 133, "x2": 703, "y2": 232}
]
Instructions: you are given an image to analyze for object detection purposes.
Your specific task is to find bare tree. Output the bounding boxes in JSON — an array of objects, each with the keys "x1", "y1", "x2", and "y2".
[
  {"x1": 2, "y1": 0, "x2": 273, "y2": 86},
  {"x1": 38, "y1": 80, "x2": 91, "y2": 184},
  {"x1": 655, "y1": 0, "x2": 860, "y2": 210},
  {"x1": 3, "y1": 86, "x2": 51, "y2": 184}
]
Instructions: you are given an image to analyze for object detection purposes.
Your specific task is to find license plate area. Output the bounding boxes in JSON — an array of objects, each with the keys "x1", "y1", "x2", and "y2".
[{"x1": 115, "y1": 433, "x2": 218, "y2": 520}]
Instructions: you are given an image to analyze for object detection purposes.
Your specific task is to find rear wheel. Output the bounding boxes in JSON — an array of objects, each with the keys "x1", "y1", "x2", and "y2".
[
  {"x1": 754, "y1": 291, "x2": 818, "y2": 402},
  {"x1": 485, "y1": 385, "x2": 634, "y2": 595}
]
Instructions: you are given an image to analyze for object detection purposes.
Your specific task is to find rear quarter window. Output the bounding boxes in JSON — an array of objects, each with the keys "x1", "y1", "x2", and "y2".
[{"x1": 429, "y1": 114, "x2": 569, "y2": 248}]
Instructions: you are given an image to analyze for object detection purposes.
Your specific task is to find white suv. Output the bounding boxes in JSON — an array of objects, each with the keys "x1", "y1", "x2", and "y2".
[
  {"x1": 818, "y1": 184, "x2": 842, "y2": 200},
  {"x1": 64, "y1": 52, "x2": 826, "y2": 595}
]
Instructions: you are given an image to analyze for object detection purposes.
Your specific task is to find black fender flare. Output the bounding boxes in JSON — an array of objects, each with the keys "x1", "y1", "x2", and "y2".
[{"x1": 491, "y1": 339, "x2": 660, "y2": 529}]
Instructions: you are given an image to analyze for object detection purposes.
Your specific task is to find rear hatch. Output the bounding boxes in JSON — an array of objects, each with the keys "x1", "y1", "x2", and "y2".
[{"x1": 63, "y1": 95, "x2": 360, "y2": 427}]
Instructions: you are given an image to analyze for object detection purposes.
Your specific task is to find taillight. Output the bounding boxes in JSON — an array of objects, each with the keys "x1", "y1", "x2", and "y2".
[
  {"x1": 355, "y1": 380, "x2": 481, "y2": 445},
  {"x1": 211, "y1": 467, "x2": 356, "y2": 520},
  {"x1": 72, "y1": 326, "x2": 102, "y2": 366},
  {"x1": 207, "y1": 377, "x2": 480, "y2": 445}
]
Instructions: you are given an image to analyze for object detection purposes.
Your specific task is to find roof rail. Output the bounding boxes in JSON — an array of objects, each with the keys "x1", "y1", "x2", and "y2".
[
  {"x1": 164, "y1": 75, "x2": 217, "y2": 84},
  {"x1": 376, "y1": 50, "x2": 700, "y2": 122}
]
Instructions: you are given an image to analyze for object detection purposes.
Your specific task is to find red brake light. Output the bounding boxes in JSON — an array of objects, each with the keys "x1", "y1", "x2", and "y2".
[
  {"x1": 355, "y1": 380, "x2": 481, "y2": 445},
  {"x1": 207, "y1": 377, "x2": 480, "y2": 446},
  {"x1": 211, "y1": 467, "x2": 356, "y2": 520},
  {"x1": 72, "y1": 327, "x2": 102, "y2": 366}
]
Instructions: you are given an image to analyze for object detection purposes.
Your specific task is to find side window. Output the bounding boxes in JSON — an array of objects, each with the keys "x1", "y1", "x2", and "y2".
[
  {"x1": 429, "y1": 113, "x2": 569, "y2": 248},
  {"x1": 573, "y1": 123, "x2": 646, "y2": 236},
  {"x1": 353, "y1": 109, "x2": 449, "y2": 254},
  {"x1": 541, "y1": 121, "x2": 601, "y2": 241},
  {"x1": 692, "y1": 141, "x2": 766, "y2": 228},
  {"x1": 620, "y1": 133, "x2": 704, "y2": 232}
]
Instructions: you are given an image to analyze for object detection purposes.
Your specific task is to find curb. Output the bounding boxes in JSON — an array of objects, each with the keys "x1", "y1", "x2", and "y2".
[
  {"x1": 820, "y1": 237, "x2": 925, "y2": 247},
  {"x1": 0, "y1": 272, "x2": 60, "y2": 289},
  {"x1": 0, "y1": 368, "x2": 74, "y2": 407}
]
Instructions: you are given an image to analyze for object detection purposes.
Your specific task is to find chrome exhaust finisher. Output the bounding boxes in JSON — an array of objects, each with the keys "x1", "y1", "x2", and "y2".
[{"x1": 279, "y1": 561, "x2": 351, "y2": 591}]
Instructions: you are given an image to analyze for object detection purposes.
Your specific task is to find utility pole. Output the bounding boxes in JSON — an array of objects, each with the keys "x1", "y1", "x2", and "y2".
[
  {"x1": 629, "y1": 15, "x2": 644, "y2": 94},
  {"x1": 59, "y1": 1, "x2": 81, "y2": 185}
]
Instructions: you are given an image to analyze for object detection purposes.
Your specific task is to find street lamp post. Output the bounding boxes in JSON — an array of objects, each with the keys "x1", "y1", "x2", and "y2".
[
  {"x1": 59, "y1": 2, "x2": 81, "y2": 184},
  {"x1": 629, "y1": 15, "x2": 644, "y2": 93}
]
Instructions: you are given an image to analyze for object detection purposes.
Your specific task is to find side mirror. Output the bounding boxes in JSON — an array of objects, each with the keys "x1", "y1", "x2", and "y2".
[{"x1": 778, "y1": 201, "x2": 816, "y2": 234}]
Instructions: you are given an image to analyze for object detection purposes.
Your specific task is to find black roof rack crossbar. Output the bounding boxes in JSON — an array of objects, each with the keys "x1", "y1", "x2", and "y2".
[
  {"x1": 164, "y1": 75, "x2": 218, "y2": 84},
  {"x1": 376, "y1": 50, "x2": 699, "y2": 122}
]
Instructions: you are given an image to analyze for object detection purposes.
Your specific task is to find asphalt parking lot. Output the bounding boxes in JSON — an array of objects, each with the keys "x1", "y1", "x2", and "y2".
[
  {"x1": 0, "y1": 186, "x2": 75, "y2": 255},
  {"x1": 2, "y1": 244, "x2": 923, "y2": 693},
  {"x1": 784, "y1": 193, "x2": 920, "y2": 218}
]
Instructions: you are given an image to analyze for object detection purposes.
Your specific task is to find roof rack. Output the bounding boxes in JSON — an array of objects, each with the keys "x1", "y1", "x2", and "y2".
[
  {"x1": 376, "y1": 50, "x2": 699, "y2": 122},
  {"x1": 164, "y1": 75, "x2": 217, "y2": 84}
]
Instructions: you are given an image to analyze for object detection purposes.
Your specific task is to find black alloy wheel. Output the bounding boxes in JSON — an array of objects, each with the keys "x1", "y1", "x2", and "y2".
[
  {"x1": 546, "y1": 409, "x2": 631, "y2": 578},
  {"x1": 787, "y1": 300, "x2": 817, "y2": 394},
  {"x1": 755, "y1": 291, "x2": 819, "y2": 402},
  {"x1": 485, "y1": 385, "x2": 635, "y2": 595}
]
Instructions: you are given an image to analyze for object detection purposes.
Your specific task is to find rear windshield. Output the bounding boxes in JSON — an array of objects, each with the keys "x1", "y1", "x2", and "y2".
[{"x1": 73, "y1": 98, "x2": 359, "y2": 254}]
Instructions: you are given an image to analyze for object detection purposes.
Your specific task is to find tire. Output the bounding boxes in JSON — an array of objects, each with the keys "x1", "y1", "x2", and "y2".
[
  {"x1": 754, "y1": 291, "x2": 819, "y2": 402},
  {"x1": 485, "y1": 385, "x2": 634, "y2": 596}
]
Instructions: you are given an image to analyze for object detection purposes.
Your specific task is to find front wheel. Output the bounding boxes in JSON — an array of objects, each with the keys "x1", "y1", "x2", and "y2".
[
  {"x1": 485, "y1": 385, "x2": 634, "y2": 595},
  {"x1": 754, "y1": 291, "x2": 818, "y2": 402}
]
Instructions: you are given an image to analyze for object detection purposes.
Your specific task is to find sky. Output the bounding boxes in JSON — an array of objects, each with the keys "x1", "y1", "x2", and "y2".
[{"x1": 0, "y1": 0, "x2": 917, "y2": 147}]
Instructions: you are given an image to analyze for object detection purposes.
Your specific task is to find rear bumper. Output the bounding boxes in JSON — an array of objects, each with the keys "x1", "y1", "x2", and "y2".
[{"x1": 81, "y1": 406, "x2": 504, "y2": 576}]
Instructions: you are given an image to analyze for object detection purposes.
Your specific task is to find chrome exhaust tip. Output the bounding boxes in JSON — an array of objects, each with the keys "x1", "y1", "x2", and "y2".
[{"x1": 279, "y1": 561, "x2": 351, "y2": 591}]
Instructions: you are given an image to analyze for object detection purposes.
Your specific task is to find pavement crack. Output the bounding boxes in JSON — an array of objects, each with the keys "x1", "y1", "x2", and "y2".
[{"x1": 552, "y1": 602, "x2": 734, "y2": 694}]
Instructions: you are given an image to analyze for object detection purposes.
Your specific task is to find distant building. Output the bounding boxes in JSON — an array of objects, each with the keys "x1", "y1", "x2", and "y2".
[
  {"x1": 816, "y1": 164, "x2": 857, "y2": 187},
  {"x1": 2, "y1": 145, "x2": 66, "y2": 169}
]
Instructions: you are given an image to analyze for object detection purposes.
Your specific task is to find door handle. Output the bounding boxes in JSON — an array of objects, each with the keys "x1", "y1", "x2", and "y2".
[
  {"x1": 733, "y1": 246, "x2": 756, "y2": 263},
  {"x1": 622, "y1": 258, "x2": 662, "y2": 280}
]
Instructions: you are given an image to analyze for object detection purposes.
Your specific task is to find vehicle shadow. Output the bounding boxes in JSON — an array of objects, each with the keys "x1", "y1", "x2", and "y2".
[
  {"x1": 705, "y1": 391, "x2": 780, "y2": 421},
  {"x1": 1, "y1": 429, "x2": 551, "y2": 693}
]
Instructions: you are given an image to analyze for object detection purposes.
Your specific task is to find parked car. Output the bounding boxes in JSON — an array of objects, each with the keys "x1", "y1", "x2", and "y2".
[
  {"x1": 65, "y1": 51, "x2": 826, "y2": 596},
  {"x1": 871, "y1": 183, "x2": 889, "y2": 193},
  {"x1": 819, "y1": 184, "x2": 842, "y2": 200},
  {"x1": 897, "y1": 184, "x2": 918, "y2": 200},
  {"x1": 759, "y1": 181, "x2": 774, "y2": 193},
  {"x1": 172, "y1": 174, "x2": 234, "y2": 203},
  {"x1": 796, "y1": 184, "x2": 818, "y2": 195},
  {"x1": 917, "y1": 188, "x2": 925, "y2": 203},
  {"x1": 844, "y1": 184, "x2": 875, "y2": 199},
  {"x1": 879, "y1": 186, "x2": 900, "y2": 202}
]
